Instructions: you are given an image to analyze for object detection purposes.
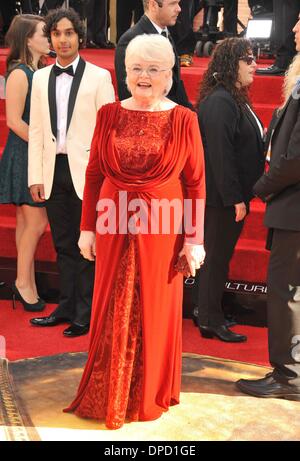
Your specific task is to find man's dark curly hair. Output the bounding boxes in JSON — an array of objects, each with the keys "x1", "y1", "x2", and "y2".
[
  {"x1": 44, "y1": 7, "x2": 85, "y2": 47},
  {"x1": 197, "y1": 37, "x2": 254, "y2": 108}
]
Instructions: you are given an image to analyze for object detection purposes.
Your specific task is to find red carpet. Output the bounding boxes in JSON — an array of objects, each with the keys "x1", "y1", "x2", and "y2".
[
  {"x1": 0, "y1": 48, "x2": 272, "y2": 371},
  {"x1": 0, "y1": 48, "x2": 277, "y2": 283},
  {"x1": 0, "y1": 301, "x2": 89, "y2": 361},
  {"x1": 0, "y1": 300, "x2": 269, "y2": 366}
]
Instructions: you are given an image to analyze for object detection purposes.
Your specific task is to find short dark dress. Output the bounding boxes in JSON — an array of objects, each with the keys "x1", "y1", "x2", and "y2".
[{"x1": 0, "y1": 64, "x2": 44, "y2": 207}]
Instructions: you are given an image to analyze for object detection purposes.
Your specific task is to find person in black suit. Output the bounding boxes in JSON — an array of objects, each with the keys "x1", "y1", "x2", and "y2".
[
  {"x1": 237, "y1": 15, "x2": 300, "y2": 401},
  {"x1": 194, "y1": 37, "x2": 265, "y2": 342},
  {"x1": 256, "y1": 0, "x2": 300, "y2": 75},
  {"x1": 115, "y1": 0, "x2": 191, "y2": 107}
]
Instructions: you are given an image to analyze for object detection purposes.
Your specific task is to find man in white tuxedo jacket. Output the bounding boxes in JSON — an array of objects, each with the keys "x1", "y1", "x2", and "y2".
[{"x1": 28, "y1": 8, "x2": 115, "y2": 337}]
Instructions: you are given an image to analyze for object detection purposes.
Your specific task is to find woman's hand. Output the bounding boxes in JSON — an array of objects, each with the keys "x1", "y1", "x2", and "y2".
[
  {"x1": 30, "y1": 184, "x2": 45, "y2": 202},
  {"x1": 178, "y1": 243, "x2": 206, "y2": 277},
  {"x1": 78, "y1": 231, "x2": 96, "y2": 261},
  {"x1": 234, "y1": 202, "x2": 247, "y2": 222}
]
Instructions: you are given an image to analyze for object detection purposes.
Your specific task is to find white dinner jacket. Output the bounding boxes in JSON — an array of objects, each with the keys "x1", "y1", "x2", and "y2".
[{"x1": 28, "y1": 58, "x2": 115, "y2": 200}]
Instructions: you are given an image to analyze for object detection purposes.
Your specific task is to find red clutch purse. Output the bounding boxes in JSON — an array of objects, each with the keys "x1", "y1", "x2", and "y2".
[{"x1": 174, "y1": 254, "x2": 191, "y2": 278}]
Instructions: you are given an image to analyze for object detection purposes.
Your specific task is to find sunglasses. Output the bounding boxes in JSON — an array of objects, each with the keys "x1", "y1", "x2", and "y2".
[{"x1": 239, "y1": 55, "x2": 256, "y2": 65}]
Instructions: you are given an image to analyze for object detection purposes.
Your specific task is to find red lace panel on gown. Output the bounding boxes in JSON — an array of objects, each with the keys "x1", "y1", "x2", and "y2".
[
  {"x1": 115, "y1": 107, "x2": 172, "y2": 173},
  {"x1": 74, "y1": 109, "x2": 172, "y2": 429}
]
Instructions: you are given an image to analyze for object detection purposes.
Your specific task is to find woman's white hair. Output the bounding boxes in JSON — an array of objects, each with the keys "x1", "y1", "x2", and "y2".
[{"x1": 125, "y1": 34, "x2": 175, "y2": 95}]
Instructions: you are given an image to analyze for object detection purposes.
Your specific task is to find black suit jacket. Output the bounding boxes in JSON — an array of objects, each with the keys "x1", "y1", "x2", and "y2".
[
  {"x1": 114, "y1": 14, "x2": 191, "y2": 107},
  {"x1": 197, "y1": 87, "x2": 265, "y2": 208},
  {"x1": 254, "y1": 95, "x2": 300, "y2": 231}
]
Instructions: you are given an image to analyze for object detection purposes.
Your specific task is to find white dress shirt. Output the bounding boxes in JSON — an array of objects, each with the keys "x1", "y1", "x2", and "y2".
[
  {"x1": 246, "y1": 104, "x2": 264, "y2": 138},
  {"x1": 148, "y1": 18, "x2": 169, "y2": 37},
  {"x1": 55, "y1": 54, "x2": 80, "y2": 154}
]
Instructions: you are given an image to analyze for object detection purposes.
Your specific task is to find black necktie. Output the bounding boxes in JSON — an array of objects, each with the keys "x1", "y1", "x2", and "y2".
[
  {"x1": 53, "y1": 64, "x2": 74, "y2": 77},
  {"x1": 161, "y1": 30, "x2": 168, "y2": 38}
]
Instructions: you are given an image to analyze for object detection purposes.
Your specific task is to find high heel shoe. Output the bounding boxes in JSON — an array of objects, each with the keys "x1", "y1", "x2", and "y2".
[
  {"x1": 198, "y1": 325, "x2": 247, "y2": 343},
  {"x1": 11, "y1": 282, "x2": 46, "y2": 312}
]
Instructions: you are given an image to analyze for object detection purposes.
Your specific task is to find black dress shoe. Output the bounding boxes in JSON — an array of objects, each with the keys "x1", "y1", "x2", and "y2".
[
  {"x1": 199, "y1": 325, "x2": 247, "y2": 342},
  {"x1": 192, "y1": 307, "x2": 237, "y2": 328},
  {"x1": 30, "y1": 315, "x2": 69, "y2": 327},
  {"x1": 86, "y1": 40, "x2": 99, "y2": 49},
  {"x1": 97, "y1": 40, "x2": 115, "y2": 49},
  {"x1": 224, "y1": 314, "x2": 237, "y2": 328},
  {"x1": 236, "y1": 372, "x2": 300, "y2": 401},
  {"x1": 63, "y1": 323, "x2": 89, "y2": 337},
  {"x1": 256, "y1": 65, "x2": 286, "y2": 76}
]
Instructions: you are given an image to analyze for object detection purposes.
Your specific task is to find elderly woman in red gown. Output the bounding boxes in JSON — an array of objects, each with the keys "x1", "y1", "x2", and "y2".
[{"x1": 65, "y1": 34, "x2": 206, "y2": 429}]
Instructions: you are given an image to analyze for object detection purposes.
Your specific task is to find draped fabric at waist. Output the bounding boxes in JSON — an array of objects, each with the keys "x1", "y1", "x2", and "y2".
[
  {"x1": 97, "y1": 176, "x2": 187, "y2": 239},
  {"x1": 103, "y1": 176, "x2": 183, "y2": 195}
]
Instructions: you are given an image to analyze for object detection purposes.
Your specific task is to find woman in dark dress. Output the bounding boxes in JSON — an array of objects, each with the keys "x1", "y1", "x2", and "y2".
[
  {"x1": 193, "y1": 38, "x2": 265, "y2": 342},
  {"x1": 0, "y1": 15, "x2": 49, "y2": 311}
]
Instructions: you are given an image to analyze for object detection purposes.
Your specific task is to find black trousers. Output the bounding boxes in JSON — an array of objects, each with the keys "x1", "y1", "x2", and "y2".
[
  {"x1": 20, "y1": 0, "x2": 33, "y2": 13},
  {"x1": 169, "y1": 0, "x2": 198, "y2": 56},
  {"x1": 201, "y1": 0, "x2": 238, "y2": 36},
  {"x1": 273, "y1": 0, "x2": 300, "y2": 69},
  {"x1": 86, "y1": 0, "x2": 108, "y2": 44},
  {"x1": 35, "y1": 1, "x2": 82, "y2": 15},
  {"x1": 223, "y1": 0, "x2": 238, "y2": 36},
  {"x1": 116, "y1": 0, "x2": 143, "y2": 43},
  {"x1": 267, "y1": 228, "x2": 300, "y2": 386},
  {"x1": 46, "y1": 155, "x2": 94, "y2": 326},
  {"x1": 0, "y1": 1, "x2": 15, "y2": 35},
  {"x1": 38, "y1": 0, "x2": 64, "y2": 14},
  {"x1": 194, "y1": 206, "x2": 244, "y2": 327}
]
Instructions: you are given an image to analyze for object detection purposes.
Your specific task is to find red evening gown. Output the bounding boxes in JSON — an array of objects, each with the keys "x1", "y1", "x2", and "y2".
[{"x1": 64, "y1": 102, "x2": 205, "y2": 429}]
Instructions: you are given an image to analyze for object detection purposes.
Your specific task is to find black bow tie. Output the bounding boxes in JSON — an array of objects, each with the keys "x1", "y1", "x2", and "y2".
[{"x1": 53, "y1": 64, "x2": 74, "y2": 77}]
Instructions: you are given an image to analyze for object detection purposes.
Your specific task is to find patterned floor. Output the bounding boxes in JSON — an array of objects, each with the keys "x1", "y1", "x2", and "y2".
[
  {"x1": 1, "y1": 352, "x2": 300, "y2": 441},
  {"x1": 0, "y1": 358, "x2": 39, "y2": 441}
]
